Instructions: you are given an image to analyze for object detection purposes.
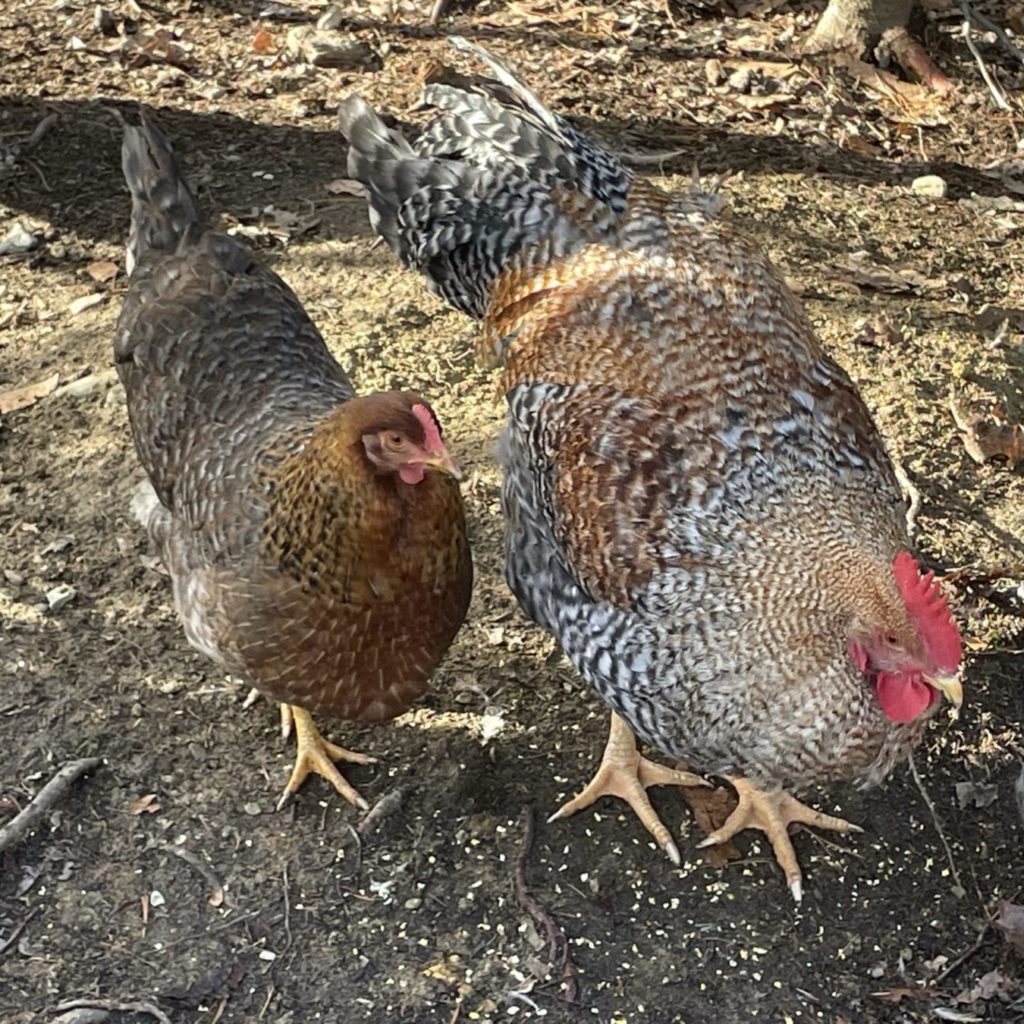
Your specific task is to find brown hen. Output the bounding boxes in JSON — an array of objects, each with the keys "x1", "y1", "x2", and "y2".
[
  {"x1": 115, "y1": 114, "x2": 472, "y2": 808},
  {"x1": 339, "y1": 38, "x2": 963, "y2": 898}
]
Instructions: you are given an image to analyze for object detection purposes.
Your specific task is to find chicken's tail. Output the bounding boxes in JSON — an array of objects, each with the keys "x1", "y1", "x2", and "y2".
[
  {"x1": 338, "y1": 36, "x2": 632, "y2": 320},
  {"x1": 120, "y1": 111, "x2": 205, "y2": 276}
]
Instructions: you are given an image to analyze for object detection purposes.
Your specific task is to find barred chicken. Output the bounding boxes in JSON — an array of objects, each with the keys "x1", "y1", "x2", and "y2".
[
  {"x1": 339, "y1": 39, "x2": 963, "y2": 897},
  {"x1": 115, "y1": 114, "x2": 472, "y2": 809}
]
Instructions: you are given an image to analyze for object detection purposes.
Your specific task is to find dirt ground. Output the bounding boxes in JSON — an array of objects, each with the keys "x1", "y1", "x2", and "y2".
[{"x1": 3, "y1": 1, "x2": 1024, "y2": 1022}]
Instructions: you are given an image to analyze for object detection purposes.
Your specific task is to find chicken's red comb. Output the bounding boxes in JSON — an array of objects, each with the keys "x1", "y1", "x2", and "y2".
[
  {"x1": 892, "y1": 552, "x2": 962, "y2": 673},
  {"x1": 412, "y1": 403, "x2": 444, "y2": 454}
]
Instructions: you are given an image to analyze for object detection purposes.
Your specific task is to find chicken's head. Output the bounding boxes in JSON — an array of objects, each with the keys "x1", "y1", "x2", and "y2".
[
  {"x1": 848, "y1": 553, "x2": 963, "y2": 724},
  {"x1": 360, "y1": 393, "x2": 461, "y2": 485}
]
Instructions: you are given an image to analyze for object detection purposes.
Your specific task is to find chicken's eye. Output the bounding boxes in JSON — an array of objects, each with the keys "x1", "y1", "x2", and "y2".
[
  {"x1": 884, "y1": 633, "x2": 899, "y2": 646},
  {"x1": 385, "y1": 432, "x2": 406, "y2": 450}
]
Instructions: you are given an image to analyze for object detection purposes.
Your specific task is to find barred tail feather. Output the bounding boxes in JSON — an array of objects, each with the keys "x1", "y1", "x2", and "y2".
[
  {"x1": 121, "y1": 112, "x2": 205, "y2": 276},
  {"x1": 338, "y1": 37, "x2": 632, "y2": 320}
]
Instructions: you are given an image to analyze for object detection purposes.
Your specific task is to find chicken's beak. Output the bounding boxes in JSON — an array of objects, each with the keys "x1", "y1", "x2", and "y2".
[
  {"x1": 924, "y1": 672, "x2": 963, "y2": 709},
  {"x1": 421, "y1": 451, "x2": 463, "y2": 482}
]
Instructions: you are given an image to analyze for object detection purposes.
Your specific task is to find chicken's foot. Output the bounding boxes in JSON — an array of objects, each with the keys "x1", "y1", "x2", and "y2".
[
  {"x1": 696, "y1": 775, "x2": 862, "y2": 902},
  {"x1": 549, "y1": 712, "x2": 708, "y2": 866},
  {"x1": 277, "y1": 705, "x2": 377, "y2": 811}
]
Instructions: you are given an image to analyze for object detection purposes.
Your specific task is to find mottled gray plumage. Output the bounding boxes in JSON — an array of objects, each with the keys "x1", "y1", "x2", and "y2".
[{"x1": 340, "y1": 40, "x2": 960, "y2": 806}]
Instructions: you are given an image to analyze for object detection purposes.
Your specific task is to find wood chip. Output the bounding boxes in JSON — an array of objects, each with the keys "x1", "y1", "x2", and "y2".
[
  {"x1": 0, "y1": 371, "x2": 60, "y2": 414},
  {"x1": 86, "y1": 260, "x2": 119, "y2": 284}
]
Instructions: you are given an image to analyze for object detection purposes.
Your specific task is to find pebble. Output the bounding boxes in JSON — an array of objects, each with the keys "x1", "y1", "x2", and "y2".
[
  {"x1": 727, "y1": 67, "x2": 752, "y2": 93},
  {"x1": 45, "y1": 583, "x2": 76, "y2": 610},
  {"x1": 704, "y1": 58, "x2": 725, "y2": 87},
  {"x1": 243, "y1": 802, "x2": 263, "y2": 816},
  {"x1": 149, "y1": 889, "x2": 166, "y2": 907},
  {"x1": 910, "y1": 174, "x2": 947, "y2": 199},
  {"x1": 4, "y1": 569, "x2": 25, "y2": 586},
  {"x1": 403, "y1": 897, "x2": 423, "y2": 910},
  {"x1": 0, "y1": 223, "x2": 40, "y2": 256},
  {"x1": 258, "y1": 949, "x2": 277, "y2": 961}
]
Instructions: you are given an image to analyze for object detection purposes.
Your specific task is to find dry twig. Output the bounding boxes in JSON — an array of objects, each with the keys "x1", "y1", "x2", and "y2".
[
  {"x1": 156, "y1": 841, "x2": 228, "y2": 907},
  {"x1": 908, "y1": 754, "x2": 964, "y2": 897},
  {"x1": 0, "y1": 908, "x2": 39, "y2": 958},
  {"x1": 893, "y1": 461, "x2": 921, "y2": 537},
  {"x1": 512, "y1": 806, "x2": 579, "y2": 1003},
  {"x1": 959, "y1": 8, "x2": 1011, "y2": 110},
  {"x1": 958, "y1": 0, "x2": 1024, "y2": 69},
  {"x1": 0, "y1": 757, "x2": 103, "y2": 855}
]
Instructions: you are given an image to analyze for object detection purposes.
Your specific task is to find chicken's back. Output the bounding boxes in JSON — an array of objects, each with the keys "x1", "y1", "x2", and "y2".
[{"x1": 116, "y1": 118, "x2": 354, "y2": 564}]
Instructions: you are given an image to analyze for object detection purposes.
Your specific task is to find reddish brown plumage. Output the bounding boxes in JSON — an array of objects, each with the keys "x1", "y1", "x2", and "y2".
[{"x1": 116, "y1": 116, "x2": 472, "y2": 802}]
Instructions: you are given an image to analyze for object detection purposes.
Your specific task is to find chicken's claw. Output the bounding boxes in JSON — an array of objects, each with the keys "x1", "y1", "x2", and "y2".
[
  {"x1": 549, "y1": 712, "x2": 708, "y2": 866},
  {"x1": 695, "y1": 776, "x2": 862, "y2": 902},
  {"x1": 276, "y1": 704, "x2": 377, "y2": 811}
]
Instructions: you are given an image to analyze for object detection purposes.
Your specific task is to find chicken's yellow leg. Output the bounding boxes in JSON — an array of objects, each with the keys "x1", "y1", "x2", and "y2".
[
  {"x1": 696, "y1": 775, "x2": 862, "y2": 902},
  {"x1": 549, "y1": 712, "x2": 708, "y2": 866},
  {"x1": 276, "y1": 705, "x2": 377, "y2": 811}
]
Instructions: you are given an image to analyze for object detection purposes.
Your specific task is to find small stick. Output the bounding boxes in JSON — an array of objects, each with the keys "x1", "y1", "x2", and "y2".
[
  {"x1": 51, "y1": 1001, "x2": 171, "y2": 1024},
  {"x1": 617, "y1": 147, "x2": 690, "y2": 167},
  {"x1": 428, "y1": 0, "x2": 447, "y2": 26},
  {"x1": 893, "y1": 461, "x2": 921, "y2": 537},
  {"x1": 0, "y1": 757, "x2": 103, "y2": 855},
  {"x1": 156, "y1": 842, "x2": 227, "y2": 908},
  {"x1": 512, "y1": 807, "x2": 579, "y2": 1003},
  {"x1": 908, "y1": 754, "x2": 964, "y2": 896},
  {"x1": 959, "y1": 12, "x2": 1011, "y2": 111},
  {"x1": 934, "y1": 920, "x2": 992, "y2": 983},
  {"x1": 0, "y1": 908, "x2": 38, "y2": 958},
  {"x1": 958, "y1": 0, "x2": 1024, "y2": 69},
  {"x1": 18, "y1": 111, "x2": 59, "y2": 154}
]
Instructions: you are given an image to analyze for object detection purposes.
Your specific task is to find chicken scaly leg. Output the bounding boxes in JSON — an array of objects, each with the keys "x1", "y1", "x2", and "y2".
[
  {"x1": 276, "y1": 704, "x2": 377, "y2": 811},
  {"x1": 696, "y1": 775, "x2": 862, "y2": 903},
  {"x1": 549, "y1": 712, "x2": 708, "y2": 866}
]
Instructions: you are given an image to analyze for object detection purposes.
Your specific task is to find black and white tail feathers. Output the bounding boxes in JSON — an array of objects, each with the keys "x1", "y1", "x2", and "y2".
[
  {"x1": 338, "y1": 36, "x2": 632, "y2": 320},
  {"x1": 121, "y1": 111, "x2": 205, "y2": 276}
]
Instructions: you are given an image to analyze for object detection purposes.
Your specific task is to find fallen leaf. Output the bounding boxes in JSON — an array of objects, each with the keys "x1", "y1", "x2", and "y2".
[
  {"x1": 0, "y1": 371, "x2": 60, "y2": 414},
  {"x1": 955, "y1": 968, "x2": 1016, "y2": 1004},
  {"x1": 325, "y1": 178, "x2": 365, "y2": 196},
  {"x1": 995, "y1": 899, "x2": 1024, "y2": 956},
  {"x1": 86, "y1": 260, "x2": 119, "y2": 284},
  {"x1": 950, "y1": 398, "x2": 1024, "y2": 470},
  {"x1": 681, "y1": 783, "x2": 741, "y2": 867},
  {"x1": 954, "y1": 781, "x2": 999, "y2": 810},
  {"x1": 252, "y1": 26, "x2": 275, "y2": 53},
  {"x1": 835, "y1": 252, "x2": 943, "y2": 294},
  {"x1": 128, "y1": 793, "x2": 161, "y2": 814}
]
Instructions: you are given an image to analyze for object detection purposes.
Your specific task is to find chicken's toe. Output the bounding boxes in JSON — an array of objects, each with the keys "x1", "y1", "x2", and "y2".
[
  {"x1": 695, "y1": 776, "x2": 861, "y2": 901},
  {"x1": 276, "y1": 704, "x2": 377, "y2": 811},
  {"x1": 549, "y1": 712, "x2": 707, "y2": 866}
]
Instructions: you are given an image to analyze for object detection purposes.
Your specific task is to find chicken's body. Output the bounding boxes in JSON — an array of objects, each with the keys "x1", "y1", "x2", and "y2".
[
  {"x1": 340, "y1": 39, "x2": 961, "y2": 892},
  {"x1": 116, "y1": 115, "x2": 472, "y2": 805}
]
